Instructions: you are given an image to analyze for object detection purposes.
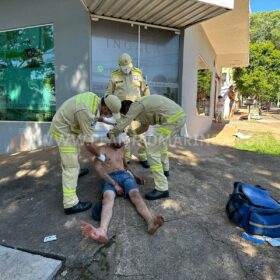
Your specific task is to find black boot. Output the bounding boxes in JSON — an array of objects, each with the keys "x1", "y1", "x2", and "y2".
[
  {"x1": 145, "y1": 189, "x2": 169, "y2": 200},
  {"x1": 64, "y1": 201, "x2": 92, "y2": 215},
  {"x1": 140, "y1": 160, "x2": 150, "y2": 168},
  {"x1": 164, "y1": 170, "x2": 169, "y2": 177},
  {"x1": 78, "y1": 168, "x2": 89, "y2": 178}
]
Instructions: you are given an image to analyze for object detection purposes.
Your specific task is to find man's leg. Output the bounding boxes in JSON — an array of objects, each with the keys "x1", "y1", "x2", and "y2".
[
  {"x1": 81, "y1": 190, "x2": 115, "y2": 243},
  {"x1": 128, "y1": 189, "x2": 164, "y2": 234},
  {"x1": 145, "y1": 131, "x2": 169, "y2": 200}
]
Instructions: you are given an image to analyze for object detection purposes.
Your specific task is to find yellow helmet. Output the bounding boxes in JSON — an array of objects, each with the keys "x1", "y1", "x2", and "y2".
[{"x1": 104, "y1": 95, "x2": 121, "y2": 120}]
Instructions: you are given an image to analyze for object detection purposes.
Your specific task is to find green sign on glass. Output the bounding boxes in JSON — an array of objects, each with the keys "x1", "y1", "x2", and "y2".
[{"x1": 97, "y1": 64, "x2": 104, "y2": 73}]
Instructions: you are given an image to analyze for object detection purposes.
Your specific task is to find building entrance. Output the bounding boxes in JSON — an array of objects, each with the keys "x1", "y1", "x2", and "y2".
[{"x1": 91, "y1": 20, "x2": 180, "y2": 103}]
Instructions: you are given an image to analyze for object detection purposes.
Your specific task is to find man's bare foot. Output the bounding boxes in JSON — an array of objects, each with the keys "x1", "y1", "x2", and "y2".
[
  {"x1": 147, "y1": 215, "x2": 165, "y2": 235},
  {"x1": 80, "y1": 221, "x2": 108, "y2": 243}
]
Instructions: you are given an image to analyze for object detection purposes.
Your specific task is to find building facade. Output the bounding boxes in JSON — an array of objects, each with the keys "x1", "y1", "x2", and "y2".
[{"x1": 0, "y1": 0, "x2": 249, "y2": 153}]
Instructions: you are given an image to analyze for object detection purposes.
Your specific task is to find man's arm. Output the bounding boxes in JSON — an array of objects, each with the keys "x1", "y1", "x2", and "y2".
[
  {"x1": 93, "y1": 153, "x2": 124, "y2": 196},
  {"x1": 109, "y1": 102, "x2": 144, "y2": 138},
  {"x1": 75, "y1": 110, "x2": 105, "y2": 160},
  {"x1": 123, "y1": 153, "x2": 144, "y2": 185}
]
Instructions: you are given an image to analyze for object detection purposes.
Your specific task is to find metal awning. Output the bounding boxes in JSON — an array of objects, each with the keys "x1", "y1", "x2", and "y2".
[{"x1": 81, "y1": 0, "x2": 233, "y2": 32}]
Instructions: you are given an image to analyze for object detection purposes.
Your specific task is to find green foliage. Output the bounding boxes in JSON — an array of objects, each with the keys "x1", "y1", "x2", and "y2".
[
  {"x1": 233, "y1": 10, "x2": 280, "y2": 102},
  {"x1": 197, "y1": 69, "x2": 212, "y2": 97},
  {"x1": 250, "y1": 10, "x2": 280, "y2": 47},
  {"x1": 235, "y1": 132, "x2": 280, "y2": 157}
]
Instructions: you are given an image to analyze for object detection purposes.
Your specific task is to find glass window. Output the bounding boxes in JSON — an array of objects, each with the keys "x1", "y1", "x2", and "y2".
[
  {"x1": 196, "y1": 56, "x2": 212, "y2": 116},
  {"x1": 0, "y1": 24, "x2": 55, "y2": 121},
  {"x1": 140, "y1": 28, "x2": 180, "y2": 103},
  {"x1": 91, "y1": 21, "x2": 180, "y2": 103},
  {"x1": 91, "y1": 20, "x2": 138, "y2": 97}
]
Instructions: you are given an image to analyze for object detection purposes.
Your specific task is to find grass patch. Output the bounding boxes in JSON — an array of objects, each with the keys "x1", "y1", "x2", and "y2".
[{"x1": 235, "y1": 132, "x2": 280, "y2": 156}]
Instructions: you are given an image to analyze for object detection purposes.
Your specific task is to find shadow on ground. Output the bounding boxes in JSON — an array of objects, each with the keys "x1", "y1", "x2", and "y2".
[{"x1": 0, "y1": 141, "x2": 279, "y2": 280}]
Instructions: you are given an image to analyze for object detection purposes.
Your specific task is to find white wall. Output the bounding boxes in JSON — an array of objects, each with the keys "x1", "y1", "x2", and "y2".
[{"x1": 181, "y1": 24, "x2": 217, "y2": 138}]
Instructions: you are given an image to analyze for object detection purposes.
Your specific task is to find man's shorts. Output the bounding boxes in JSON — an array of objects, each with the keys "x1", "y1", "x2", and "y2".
[{"x1": 103, "y1": 170, "x2": 138, "y2": 195}]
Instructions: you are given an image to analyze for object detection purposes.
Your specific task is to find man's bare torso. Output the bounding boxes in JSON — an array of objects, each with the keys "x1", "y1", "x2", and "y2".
[{"x1": 100, "y1": 144, "x2": 125, "y2": 174}]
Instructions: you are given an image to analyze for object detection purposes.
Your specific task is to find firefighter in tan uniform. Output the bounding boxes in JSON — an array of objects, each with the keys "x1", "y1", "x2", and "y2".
[
  {"x1": 108, "y1": 95, "x2": 187, "y2": 200},
  {"x1": 105, "y1": 53, "x2": 150, "y2": 168},
  {"x1": 50, "y1": 92, "x2": 121, "y2": 214}
]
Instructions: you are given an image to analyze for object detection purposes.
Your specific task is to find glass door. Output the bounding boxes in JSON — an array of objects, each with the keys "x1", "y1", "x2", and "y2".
[{"x1": 91, "y1": 20, "x2": 180, "y2": 102}]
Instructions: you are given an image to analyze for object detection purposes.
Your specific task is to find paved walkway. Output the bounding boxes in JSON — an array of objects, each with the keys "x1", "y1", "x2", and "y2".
[
  {"x1": 0, "y1": 246, "x2": 61, "y2": 280},
  {"x1": 0, "y1": 141, "x2": 280, "y2": 279}
]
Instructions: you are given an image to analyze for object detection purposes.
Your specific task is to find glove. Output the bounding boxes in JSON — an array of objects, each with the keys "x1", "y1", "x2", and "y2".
[{"x1": 98, "y1": 153, "x2": 106, "y2": 162}]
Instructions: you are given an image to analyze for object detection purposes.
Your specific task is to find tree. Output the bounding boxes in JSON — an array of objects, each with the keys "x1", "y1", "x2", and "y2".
[{"x1": 233, "y1": 10, "x2": 280, "y2": 103}]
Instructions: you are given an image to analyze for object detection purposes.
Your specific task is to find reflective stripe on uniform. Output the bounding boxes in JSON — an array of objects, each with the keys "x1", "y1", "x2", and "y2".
[
  {"x1": 59, "y1": 146, "x2": 77, "y2": 153},
  {"x1": 150, "y1": 164, "x2": 163, "y2": 172},
  {"x1": 50, "y1": 129, "x2": 62, "y2": 140},
  {"x1": 89, "y1": 94, "x2": 95, "y2": 113},
  {"x1": 157, "y1": 127, "x2": 172, "y2": 136},
  {"x1": 76, "y1": 92, "x2": 99, "y2": 114},
  {"x1": 112, "y1": 69, "x2": 122, "y2": 77},
  {"x1": 167, "y1": 109, "x2": 186, "y2": 124},
  {"x1": 132, "y1": 68, "x2": 142, "y2": 75},
  {"x1": 63, "y1": 189, "x2": 76, "y2": 197},
  {"x1": 93, "y1": 95, "x2": 99, "y2": 114},
  {"x1": 138, "y1": 152, "x2": 146, "y2": 157},
  {"x1": 161, "y1": 149, "x2": 168, "y2": 155}
]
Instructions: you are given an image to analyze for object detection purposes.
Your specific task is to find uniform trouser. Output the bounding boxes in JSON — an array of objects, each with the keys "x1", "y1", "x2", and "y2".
[
  {"x1": 51, "y1": 127, "x2": 80, "y2": 208},
  {"x1": 147, "y1": 116, "x2": 187, "y2": 192},
  {"x1": 125, "y1": 120, "x2": 147, "y2": 161}
]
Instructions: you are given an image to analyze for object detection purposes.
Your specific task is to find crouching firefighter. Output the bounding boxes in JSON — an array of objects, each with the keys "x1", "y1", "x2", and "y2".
[
  {"x1": 107, "y1": 94, "x2": 186, "y2": 200},
  {"x1": 50, "y1": 92, "x2": 121, "y2": 214}
]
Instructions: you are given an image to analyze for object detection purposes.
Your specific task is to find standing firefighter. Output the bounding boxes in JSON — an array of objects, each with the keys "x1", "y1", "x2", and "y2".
[
  {"x1": 108, "y1": 95, "x2": 186, "y2": 200},
  {"x1": 50, "y1": 92, "x2": 121, "y2": 214},
  {"x1": 105, "y1": 53, "x2": 150, "y2": 168}
]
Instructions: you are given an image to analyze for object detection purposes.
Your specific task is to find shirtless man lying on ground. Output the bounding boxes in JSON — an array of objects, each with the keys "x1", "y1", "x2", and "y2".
[{"x1": 81, "y1": 133, "x2": 164, "y2": 243}]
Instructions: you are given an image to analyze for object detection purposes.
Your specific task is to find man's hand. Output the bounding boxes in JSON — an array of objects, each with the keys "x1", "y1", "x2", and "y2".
[
  {"x1": 134, "y1": 175, "x2": 145, "y2": 185},
  {"x1": 114, "y1": 183, "x2": 124, "y2": 196}
]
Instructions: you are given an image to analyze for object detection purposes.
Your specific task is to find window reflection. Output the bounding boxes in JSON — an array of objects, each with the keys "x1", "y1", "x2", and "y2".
[
  {"x1": 196, "y1": 56, "x2": 212, "y2": 116},
  {"x1": 0, "y1": 24, "x2": 55, "y2": 121}
]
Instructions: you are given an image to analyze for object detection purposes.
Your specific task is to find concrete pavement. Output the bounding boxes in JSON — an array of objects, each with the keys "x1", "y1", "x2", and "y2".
[{"x1": 0, "y1": 141, "x2": 279, "y2": 279}]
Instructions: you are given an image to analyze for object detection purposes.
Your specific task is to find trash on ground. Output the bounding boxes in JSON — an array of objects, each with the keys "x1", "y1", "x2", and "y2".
[
  {"x1": 233, "y1": 132, "x2": 252, "y2": 139},
  {"x1": 43, "y1": 235, "x2": 58, "y2": 242},
  {"x1": 242, "y1": 232, "x2": 265, "y2": 244},
  {"x1": 242, "y1": 232, "x2": 280, "y2": 247},
  {"x1": 251, "y1": 114, "x2": 262, "y2": 120},
  {"x1": 263, "y1": 236, "x2": 280, "y2": 247}
]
